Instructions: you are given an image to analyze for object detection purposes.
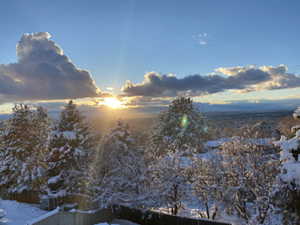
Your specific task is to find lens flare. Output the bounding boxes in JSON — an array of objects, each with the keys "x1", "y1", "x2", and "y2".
[{"x1": 181, "y1": 114, "x2": 189, "y2": 129}]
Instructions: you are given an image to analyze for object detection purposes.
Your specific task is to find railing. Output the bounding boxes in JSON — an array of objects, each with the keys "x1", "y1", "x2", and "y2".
[{"x1": 112, "y1": 205, "x2": 232, "y2": 225}]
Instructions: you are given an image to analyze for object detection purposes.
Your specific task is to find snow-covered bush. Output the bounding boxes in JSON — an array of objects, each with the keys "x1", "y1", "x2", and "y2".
[{"x1": 199, "y1": 136, "x2": 279, "y2": 224}]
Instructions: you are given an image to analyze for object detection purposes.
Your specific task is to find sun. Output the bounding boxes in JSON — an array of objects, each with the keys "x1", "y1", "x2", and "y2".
[{"x1": 103, "y1": 97, "x2": 123, "y2": 109}]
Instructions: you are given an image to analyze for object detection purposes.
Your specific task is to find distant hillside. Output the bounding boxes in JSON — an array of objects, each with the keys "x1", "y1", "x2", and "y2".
[
  {"x1": 0, "y1": 109, "x2": 293, "y2": 135},
  {"x1": 204, "y1": 110, "x2": 293, "y2": 121}
]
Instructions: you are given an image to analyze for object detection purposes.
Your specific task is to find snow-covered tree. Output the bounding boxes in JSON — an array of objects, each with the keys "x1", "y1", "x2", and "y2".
[
  {"x1": 277, "y1": 116, "x2": 299, "y2": 138},
  {"x1": 241, "y1": 121, "x2": 280, "y2": 140},
  {"x1": 149, "y1": 97, "x2": 207, "y2": 157},
  {"x1": 150, "y1": 150, "x2": 193, "y2": 215},
  {"x1": 33, "y1": 106, "x2": 51, "y2": 151},
  {"x1": 270, "y1": 109, "x2": 300, "y2": 225},
  {"x1": 92, "y1": 121, "x2": 151, "y2": 208},
  {"x1": 147, "y1": 97, "x2": 205, "y2": 215},
  {"x1": 192, "y1": 157, "x2": 220, "y2": 220},
  {"x1": 0, "y1": 104, "x2": 49, "y2": 194},
  {"x1": 200, "y1": 137, "x2": 279, "y2": 224},
  {"x1": 15, "y1": 106, "x2": 51, "y2": 194},
  {"x1": 293, "y1": 106, "x2": 300, "y2": 120},
  {"x1": 46, "y1": 100, "x2": 96, "y2": 197}
]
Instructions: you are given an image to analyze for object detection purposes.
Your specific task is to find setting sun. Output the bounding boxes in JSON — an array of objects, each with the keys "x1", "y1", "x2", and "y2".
[{"x1": 103, "y1": 97, "x2": 124, "y2": 109}]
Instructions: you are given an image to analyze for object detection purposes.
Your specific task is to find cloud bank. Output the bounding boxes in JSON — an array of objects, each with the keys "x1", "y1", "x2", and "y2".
[
  {"x1": 122, "y1": 65, "x2": 300, "y2": 97},
  {"x1": 0, "y1": 32, "x2": 100, "y2": 102}
]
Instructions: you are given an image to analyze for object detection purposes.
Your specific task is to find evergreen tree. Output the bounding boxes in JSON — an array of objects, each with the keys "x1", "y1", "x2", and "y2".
[
  {"x1": 150, "y1": 97, "x2": 207, "y2": 157},
  {"x1": 17, "y1": 106, "x2": 51, "y2": 194},
  {"x1": 0, "y1": 104, "x2": 49, "y2": 193},
  {"x1": 46, "y1": 100, "x2": 96, "y2": 197},
  {"x1": 147, "y1": 97, "x2": 206, "y2": 215},
  {"x1": 93, "y1": 121, "x2": 151, "y2": 208}
]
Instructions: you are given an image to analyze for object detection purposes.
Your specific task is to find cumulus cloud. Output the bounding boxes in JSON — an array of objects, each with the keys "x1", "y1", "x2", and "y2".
[
  {"x1": 122, "y1": 65, "x2": 300, "y2": 97},
  {"x1": 0, "y1": 32, "x2": 101, "y2": 102}
]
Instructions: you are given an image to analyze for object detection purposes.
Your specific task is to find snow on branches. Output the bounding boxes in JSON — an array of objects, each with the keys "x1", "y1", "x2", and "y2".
[
  {"x1": 0, "y1": 104, "x2": 50, "y2": 194},
  {"x1": 46, "y1": 100, "x2": 97, "y2": 197}
]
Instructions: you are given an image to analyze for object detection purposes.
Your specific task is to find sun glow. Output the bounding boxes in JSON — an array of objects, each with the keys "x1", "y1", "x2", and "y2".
[{"x1": 103, "y1": 97, "x2": 124, "y2": 109}]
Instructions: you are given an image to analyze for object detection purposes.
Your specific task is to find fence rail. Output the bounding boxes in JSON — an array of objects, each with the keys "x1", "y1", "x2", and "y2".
[
  {"x1": 112, "y1": 205, "x2": 232, "y2": 225},
  {"x1": 29, "y1": 205, "x2": 232, "y2": 225}
]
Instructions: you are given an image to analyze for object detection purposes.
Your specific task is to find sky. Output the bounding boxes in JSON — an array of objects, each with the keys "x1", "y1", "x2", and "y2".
[{"x1": 0, "y1": 0, "x2": 300, "y2": 113}]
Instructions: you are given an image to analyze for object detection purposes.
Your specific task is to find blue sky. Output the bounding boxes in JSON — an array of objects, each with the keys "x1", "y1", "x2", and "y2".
[{"x1": 0, "y1": 0, "x2": 300, "y2": 112}]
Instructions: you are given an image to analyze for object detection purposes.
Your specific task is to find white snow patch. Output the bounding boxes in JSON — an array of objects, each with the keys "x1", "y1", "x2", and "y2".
[
  {"x1": 93, "y1": 223, "x2": 119, "y2": 225},
  {"x1": 282, "y1": 162, "x2": 300, "y2": 186},
  {"x1": 293, "y1": 106, "x2": 300, "y2": 119},
  {"x1": 205, "y1": 138, "x2": 231, "y2": 148},
  {"x1": 27, "y1": 207, "x2": 60, "y2": 225},
  {"x1": 47, "y1": 174, "x2": 60, "y2": 184},
  {"x1": 197, "y1": 149, "x2": 218, "y2": 161},
  {"x1": 205, "y1": 137, "x2": 273, "y2": 150},
  {"x1": 0, "y1": 199, "x2": 47, "y2": 225}
]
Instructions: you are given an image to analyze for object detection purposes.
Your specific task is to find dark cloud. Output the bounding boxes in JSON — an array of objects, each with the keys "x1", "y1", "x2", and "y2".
[
  {"x1": 122, "y1": 65, "x2": 300, "y2": 97},
  {"x1": 0, "y1": 32, "x2": 101, "y2": 102}
]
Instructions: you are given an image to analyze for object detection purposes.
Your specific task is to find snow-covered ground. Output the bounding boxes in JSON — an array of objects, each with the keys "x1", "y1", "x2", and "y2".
[
  {"x1": 94, "y1": 220, "x2": 139, "y2": 225},
  {"x1": 94, "y1": 223, "x2": 118, "y2": 225},
  {"x1": 0, "y1": 199, "x2": 140, "y2": 225},
  {"x1": 204, "y1": 138, "x2": 232, "y2": 149},
  {"x1": 204, "y1": 137, "x2": 273, "y2": 150},
  {"x1": 0, "y1": 199, "x2": 47, "y2": 225}
]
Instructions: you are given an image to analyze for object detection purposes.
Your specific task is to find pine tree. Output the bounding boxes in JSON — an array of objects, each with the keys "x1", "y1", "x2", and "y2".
[
  {"x1": 34, "y1": 106, "x2": 51, "y2": 150},
  {"x1": 147, "y1": 97, "x2": 206, "y2": 215},
  {"x1": 0, "y1": 104, "x2": 49, "y2": 194},
  {"x1": 16, "y1": 106, "x2": 51, "y2": 194},
  {"x1": 93, "y1": 121, "x2": 150, "y2": 208},
  {"x1": 46, "y1": 100, "x2": 96, "y2": 197},
  {"x1": 150, "y1": 97, "x2": 207, "y2": 157}
]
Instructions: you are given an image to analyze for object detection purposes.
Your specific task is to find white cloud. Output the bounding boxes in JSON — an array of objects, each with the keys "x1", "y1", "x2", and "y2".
[
  {"x1": 122, "y1": 65, "x2": 300, "y2": 97},
  {"x1": 0, "y1": 32, "x2": 102, "y2": 103}
]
